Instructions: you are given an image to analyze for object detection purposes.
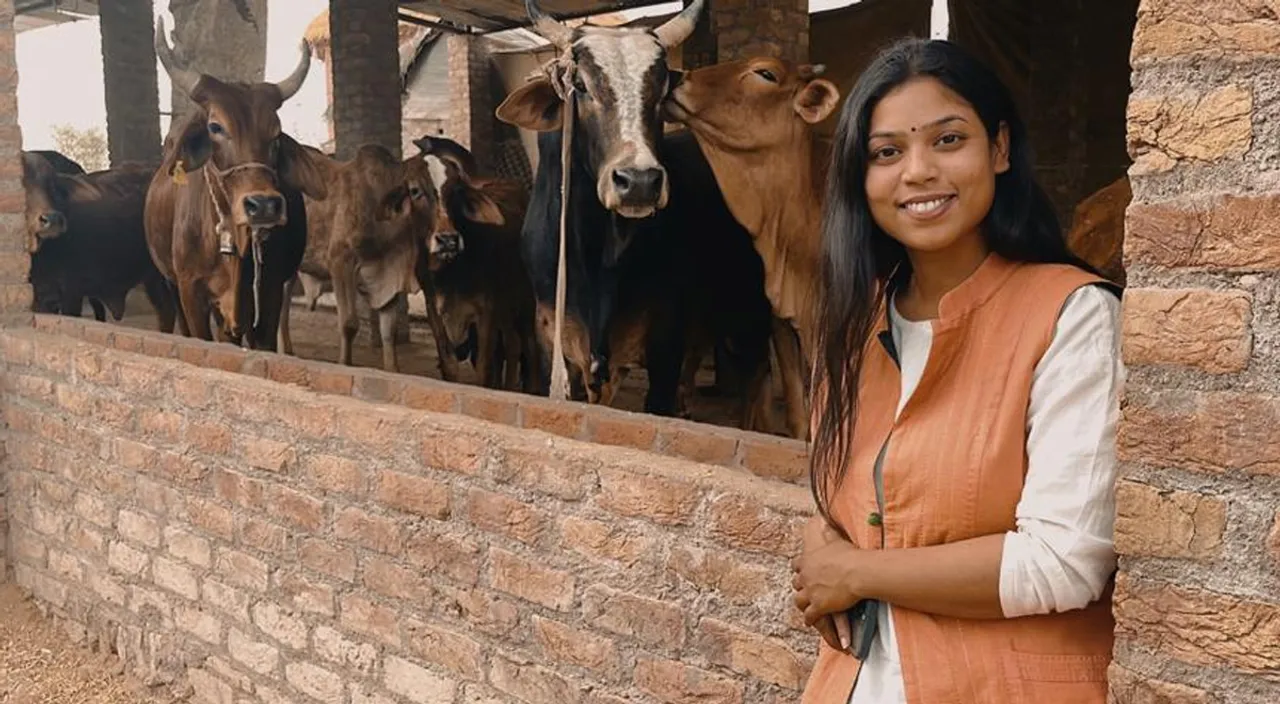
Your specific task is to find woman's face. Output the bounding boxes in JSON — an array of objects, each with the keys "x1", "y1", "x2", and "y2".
[{"x1": 863, "y1": 76, "x2": 1009, "y2": 256}]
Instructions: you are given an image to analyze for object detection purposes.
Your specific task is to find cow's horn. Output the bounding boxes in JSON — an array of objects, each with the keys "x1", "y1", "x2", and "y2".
[
  {"x1": 154, "y1": 16, "x2": 201, "y2": 97},
  {"x1": 275, "y1": 40, "x2": 312, "y2": 102},
  {"x1": 654, "y1": 0, "x2": 706, "y2": 49},
  {"x1": 525, "y1": 0, "x2": 572, "y2": 50}
]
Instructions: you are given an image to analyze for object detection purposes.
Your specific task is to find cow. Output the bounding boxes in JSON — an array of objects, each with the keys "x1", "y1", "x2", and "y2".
[
  {"x1": 411, "y1": 135, "x2": 541, "y2": 394},
  {"x1": 494, "y1": 0, "x2": 712, "y2": 416},
  {"x1": 22, "y1": 155, "x2": 177, "y2": 329},
  {"x1": 1066, "y1": 176, "x2": 1129, "y2": 287},
  {"x1": 662, "y1": 56, "x2": 843, "y2": 439},
  {"x1": 289, "y1": 143, "x2": 425, "y2": 373},
  {"x1": 144, "y1": 17, "x2": 328, "y2": 351}
]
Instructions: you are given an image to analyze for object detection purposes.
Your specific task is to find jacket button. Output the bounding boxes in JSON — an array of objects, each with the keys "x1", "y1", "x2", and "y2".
[{"x1": 868, "y1": 512, "x2": 882, "y2": 526}]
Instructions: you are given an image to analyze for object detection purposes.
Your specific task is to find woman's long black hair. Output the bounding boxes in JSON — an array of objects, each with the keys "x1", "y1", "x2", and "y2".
[{"x1": 809, "y1": 37, "x2": 1103, "y2": 528}]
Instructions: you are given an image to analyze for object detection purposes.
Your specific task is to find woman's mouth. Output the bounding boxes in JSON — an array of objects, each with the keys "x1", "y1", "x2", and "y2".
[{"x1": 899, "y1": 194, "x2": 956, "y2": 220}]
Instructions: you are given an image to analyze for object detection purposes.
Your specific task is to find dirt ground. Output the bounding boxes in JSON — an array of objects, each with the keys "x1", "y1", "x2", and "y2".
[
  {"x1": 0, "y1": 583, "x2": 165, "y2": 704},
  {"x1": 109, "y1": 291, "x2": 794, "y2": 437}
]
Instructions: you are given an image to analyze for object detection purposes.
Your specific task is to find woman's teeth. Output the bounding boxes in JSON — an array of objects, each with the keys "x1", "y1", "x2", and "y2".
[{"x1": 905, "y1": 197, "x2": 950, "y2": 213}]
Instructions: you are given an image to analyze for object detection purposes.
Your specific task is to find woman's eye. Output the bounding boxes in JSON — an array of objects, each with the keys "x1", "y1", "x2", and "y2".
[{"x1": 873, "y1": 146, "x2": 899, "y2": 160}]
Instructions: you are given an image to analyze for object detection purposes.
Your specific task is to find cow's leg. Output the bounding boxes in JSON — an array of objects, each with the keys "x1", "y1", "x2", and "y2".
[
  {"x1": 142, "y1": 273, "x2": 178, "y2": 334},
  {"x1": 772, "y1": 318, "x2": 808, "y2": 440},
  {"x1": 502, "y1": 326, "x2": 522, "y2": 391},
  {"x1": 740, "y1": 351, "x2": 775, "y2": 435},
  {"x1": 474, "y1": 316, "x2": 498, "y2": 389},
  {"x1": 376, "y1": 298, "x2": 399, "y2": 373},
  {"x1": 178, "y1": 280, "x2": 214, "y2": 341},
  {"x1": 88, "y1": 298, "x2": 106, "y2": 322},
  {"x1": 278, "y1": 278, "x2": 295, "y2": 356},
  {"x1": 417, "y1": 275, "x2": 459, "y2": 383},
  {"x1": 331, "y1": 266, "x2": 360, "y2": 366}
]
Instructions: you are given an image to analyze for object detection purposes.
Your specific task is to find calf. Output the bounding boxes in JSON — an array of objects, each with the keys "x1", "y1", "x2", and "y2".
[
  {"x1": 663, "y1": 57, "x2": 842, "y2": 438},
  {"x1": 22, "y1": 154, "x2": 176, "y2": 329},
  {"x1": 412, "y1": 135, "x2": 540, "y2": 393},
  {"x1": 144, "y1": 17, "x2": 328, "y2": 350},
  {"x1": 294, "y1": 144, "x2": 425, "y2": 372}
]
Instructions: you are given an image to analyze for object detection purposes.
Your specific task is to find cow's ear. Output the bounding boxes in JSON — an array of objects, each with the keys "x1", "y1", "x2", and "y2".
[
  {"x1": 794, "y1": 78, "x2": 840, "y2": 125},
  {"x1": 460, "y1": 187, "x2": 505, "y2": 227},
  {"x1": 496, "y1": 76, "x2": 563, "y2": 132},
  {"x1": 279, "y1": 133, "x2": 331, "y2": 200},
  {"x1": 168, "y1": 115, "x2": 213, "y2": 179}
]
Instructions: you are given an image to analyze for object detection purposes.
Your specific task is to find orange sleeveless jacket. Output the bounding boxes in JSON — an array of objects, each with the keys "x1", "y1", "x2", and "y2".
[{"x1": 801, "y1": 253, "x2": 1119, "y2": 704}]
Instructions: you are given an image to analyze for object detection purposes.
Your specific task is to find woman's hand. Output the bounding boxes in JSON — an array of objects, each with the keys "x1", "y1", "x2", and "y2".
[{"x1": 794, "y1": 517, "x2": 859, "y2": 651}]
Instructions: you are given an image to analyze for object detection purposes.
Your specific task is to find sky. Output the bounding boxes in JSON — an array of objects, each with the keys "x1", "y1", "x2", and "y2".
[{"x1": 14, "y1": 0, "x2": 947, "y2": 151}]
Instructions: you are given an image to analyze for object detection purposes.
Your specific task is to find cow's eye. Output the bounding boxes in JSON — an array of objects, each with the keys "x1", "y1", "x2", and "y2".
[
  {"x1": 208, "y1": 122, "x2": 225, "y2": 135},
  {"x1": 410, "y1": 187, "x2": 424, "y2": 199},
  {"x1": 754, "y1": 68, "x2": 778, "y2": 83}
]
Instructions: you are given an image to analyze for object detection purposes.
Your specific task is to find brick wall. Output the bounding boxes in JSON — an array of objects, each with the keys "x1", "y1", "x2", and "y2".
[
  {"x1": 0, "y1": 0, "x2": 25, "y2": 580},
  {"x1": 0, "y1": 316, "x2": 814, "y2": 702},
  {"x1": 99, "y1": 0, "x2": 162, "y2": 168},
  {"x1": 1112, "y1": 1, "x2": 1280, "y2": 701},
  {"x1": 446, "y1": 34, "x2": 496, "y2": 174},
  {"x1": 713, "y1": 0, "x2": 809, "y2": 65},
  {"x1": 330, "y1": 0, "x2": 403, "y2": 161}
]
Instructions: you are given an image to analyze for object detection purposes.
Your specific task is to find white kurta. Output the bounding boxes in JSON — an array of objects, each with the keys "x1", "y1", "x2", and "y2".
[{"x1": 849, "y1": 283, "x2": 1126, "y2": 704}]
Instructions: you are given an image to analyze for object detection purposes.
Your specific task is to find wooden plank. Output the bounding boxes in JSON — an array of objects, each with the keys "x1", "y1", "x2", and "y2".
[{"x1": 398, "y1": 0, "x2": 671, "y2": 32}]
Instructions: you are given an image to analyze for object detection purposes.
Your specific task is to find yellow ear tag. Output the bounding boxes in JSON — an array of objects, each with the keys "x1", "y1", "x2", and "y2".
[{"x1": 172, "y1": 160, "x2": 188, "y2": 186}]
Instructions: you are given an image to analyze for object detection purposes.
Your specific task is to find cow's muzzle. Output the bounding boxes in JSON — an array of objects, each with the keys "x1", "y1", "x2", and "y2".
[
  {"x1": 429, "y1": 231, "x2": 464, "y2": 266},
  {"x1": 242, "y1": 193, "x2": 286, "y2": 227}
]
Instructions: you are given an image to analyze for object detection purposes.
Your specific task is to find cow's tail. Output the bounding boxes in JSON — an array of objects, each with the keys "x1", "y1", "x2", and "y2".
[{"x1": 548, "y1": 77, "x2": 577, "y2": 401}]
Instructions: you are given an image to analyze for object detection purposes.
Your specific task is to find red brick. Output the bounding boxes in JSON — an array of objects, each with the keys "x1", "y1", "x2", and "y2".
[
  {"x1": 203, "y1": 579, "x2": 252, "y2": 623},
  {"x1": 353, "y1": 372, "x2": 404, "y2": 404},
  {"x1": 1107, "y1": 662, "x2": 1216, "y2": 704},
  {"x1": 141, "y1": 336, "x2": 176, "y2": 359},
  {"x1": 265, "y1": 357, "x2": 310, "y2": 386},
  {"x1": 1, "y1": 333, "x2": 33, "y2": 365},
  {"x1": 334, "y1": 507, "x2": 403, "y2": 554},
  {"x1": 402, "y1": 382, "x2": 458, "y2": 413},
  {"x1": 134, "y1": 477, "x2": 177, "y2": 517},
  {"x1": 375, "y1": 470, "x2": 451, "y2": 520},
  {"x1": 204, "y1": 346, "x2": 246, "y2": 373},
  {"x1": 186, "y1": 498, "x2": 235, "y2": 541},
  {"x1": 634, "y1": 657, "x2": 744, "y2": 704},
  {"x1": 533, "y1": 616, "x2": 618, "y2": 675},
  {"x1": 1122, "y1": 288, "x2": 1252, "y2": 373},
  {"x1": 313, "y1": 625, "x2": 376, "y2": 675},
  {"x1": 739, "y1": 436, "x2": 808, "y2": 482},
  {"x1": 1115, "y1": 481, "x2": 1227, "y2": 560},
  {"x1": 310, "y1": 368, "x2": 354, "y2": 395},
  {"x1": 666, "y1": 546, "x2": 772, "y2": 605},
  {"x1": 187, "y1": 668, "x2": 233, "y2": 704},
  {"x1": 188, "y1": 420, "x2": 233, "y2": 455},
  {"x1": 158, "y1": 450, "x2": 207, "y2": 484},
  {"x1": 272, "y1": 398, "x2": 336, "y2": 439},
  {"x1": 240, "y1": 437, "x2": 296, "y2": 473},
  {"x1": 54, "y1": 383, "x2": 94, "y2": 416},
  {"x1": 437, "y1": 585, "x2": 519, "y2": 637},
  {"x1": 118, "y1": 359, "x2": 168, "y2": 397},
  {"x1": 659, "y1": 426, "x2": 739, "y2": 466},
  {"x1": 216, "y1": 548, "x2": 269, "y2": 592},
  {"x1": 69, "y1": 523, "x2": 105, "y2": 555},
  {"x1": 0, "y1": 283, "x2": 33, "y2": 311},
  {"x1": 299, "y1": 539, "x2": 357, "y2": 582},
  {"x1": 164, "y1": 526, "x2": 211, "y2": 568},
  {"x1": 1114, "y1": 575, "x2": 1280, "y2": 675},
  {"x1": 460, "y1": 394, "x2": 517, "y2": 425},
  {"x1": 107, "y1": 541, "x2": 148, "y2": 576},
  {"x1": 177, "y1": 344, "x2": 205, "y2": 366},
  {"x1": 74, "y1": 493, "x2": 114, "y2": 529},
  {"x1": 267, "y1": 483, "x2": 326, "y2": 531},
  {"x1": 228, "y1": 627, "x2": 280, "y2": 675},
  {"x1": 173, "y1": 375, "x2": 213, "y2": 409},
  {"x1": 559, "y1": 516, "x2": 655, "y2": 566},
  {"x1": 111, "y1": 330, "x2": 143, "y2": 353},
  {"x1": 489, "y1": 548, "x2": 575, "y2": 611},
  {"x1": 697, "y1": 618, "x2": 807, "y2": 689},
  {"x1": 596, "y1": 467, "x2": 702, "y2": 526},
  {"x1": 340, "y1": 594, "x2": 402, "y2": 647},
  {"x1": 1120, "y1": 390, "x2": 1280, "y2": 475},
  {"x1": 252, "y1": 601, "x2": 309, "y2": 650},
  {"x1": 488, "y1": 656, "x2": 579, "y2": 704},
  {"x1": 115, "y1": 438, "x2": 159, "y2": 472},
  {"x1": 337, "y1": 405, "x2": 413, "y2": 449},
  {"x1": 583, "y1": 584, "x2": 686, "y2": 651},
  {"x1": 514, "y1": 399, "x2": 585, "y2": 438},
  {"x1": 403, "y1": 527, "x2": 482, "y2": 586},
  {"x1": 466, "y1": 488, "x2": 547, "y2": 545},
  {"x1": 1270, "y1": 512, "x2": 1280, "y2": 567},
  {"x1": 153, "y1": 556, "x2": 200, "y2": 601},
  {"x1": 588, "y1": 415, "x2": 658, "y2": 451},
  {"x1": 117, "y1": 509, "x2": 161, "y2": 548},
  {"x1": 276, "y1": 570, "x2": 336, "y2": 617},
  {"x1": 214, "y1": 469, "x2": 267, "y2": 512},
  {"x1": 363, "y1": 556, "x2": 435, "y2": 603},
  {"x1": 404, "y1": 619, "x2": 485, "y2": 680},
  {"x1": 1127, "y1": 194, "x2": 1280, "y2": 270},
  {"x1": 421, "y1": 433, "x2": 485, "y2": 476},
  {"x1": 238, "y1": 516, "x2": 289, "y2": 554},
  {"x1": 384, "y1": 655, "x2": 457, "y2": 702},
  {"x1": 707, "y1": 493, "x2": 803, "y2": 556}
]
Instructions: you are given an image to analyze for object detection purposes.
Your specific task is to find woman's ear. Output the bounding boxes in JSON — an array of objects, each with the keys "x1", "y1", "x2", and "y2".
[{"x1": 993, "y1": 121, "x2": 1011, "y2": 175}]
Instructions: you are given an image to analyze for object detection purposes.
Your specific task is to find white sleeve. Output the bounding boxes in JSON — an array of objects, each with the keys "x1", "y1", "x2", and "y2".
[{"x1": 999, "y1": 284, "x2": 1125, "y2": 618}]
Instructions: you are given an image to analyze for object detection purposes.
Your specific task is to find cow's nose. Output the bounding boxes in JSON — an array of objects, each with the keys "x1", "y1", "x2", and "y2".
[
  {"x1": 611, "y1": 167, "x2": 665, "y2": 202},
  {"x1": 242, "y1": 194, "x2": 284, "y2": 223},
  {"x1": 38, "y1": 212, "x2": 65, "y2": 230},
  {"x1": 434, "y1": 232, "x2": 462, "y2": 254}
]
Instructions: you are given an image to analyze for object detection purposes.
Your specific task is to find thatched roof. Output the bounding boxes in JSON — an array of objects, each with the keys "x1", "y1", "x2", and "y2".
[{"x1": 304, "y1": 9, "x2": 430, "y2": 61}]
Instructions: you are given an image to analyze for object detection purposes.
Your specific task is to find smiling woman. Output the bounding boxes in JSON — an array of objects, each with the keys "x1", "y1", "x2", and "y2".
[{"x1": 792, "y1": 38, "x2": 1125, "y2": 704}]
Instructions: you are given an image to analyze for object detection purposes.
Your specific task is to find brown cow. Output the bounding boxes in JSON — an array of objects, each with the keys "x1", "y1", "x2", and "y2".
[
  {"x1": 1066, "y1": 176, "x2": 1129, "y2": 287},
  {"x1": 144, "y1": 17, "x2": 328, "y2": 350},
  {"x1": 411, "y1": 135, "x2": 540, "y2": 393},
  {"x1": 23, "y1": 155, "x2": 176, "y2": 329},
  {"x1": 663, "y1": 57, "x2": 841, "y2": 439},
  {"x1": 291, "y1": 144, "x2": 425, "y2": 372}
]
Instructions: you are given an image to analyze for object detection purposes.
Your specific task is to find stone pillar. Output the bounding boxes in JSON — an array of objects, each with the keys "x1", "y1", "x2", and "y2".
[
  {"x1": 446, "y1": 34, "x2": 495, "y2": 173},
  {"x1": 1111, "y1": 2, "x2": 1280, "y2": 702},
  {"x1": 330, "y1": 0, "x2": 402, "y2": 160},
  {"x1": 330, "y1": 0, "x2": 408, "y2": 341},
  {"x1": 713, "y1": 0, "x2": 809, "y2": 65},
  {"x1": 166, "y1": 0, "x2": 268, "y2": 127},
  {"x1": 0, "y1": 0, "x2": 30, "y2": 324},
  {"x1": 99, "y1": 0, "x2": 162, "y2": 168}
]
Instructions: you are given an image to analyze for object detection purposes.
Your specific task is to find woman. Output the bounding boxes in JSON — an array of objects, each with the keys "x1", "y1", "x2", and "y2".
[{"x1": 791, "y1": 37, "x2": 1124, "y2": 703}]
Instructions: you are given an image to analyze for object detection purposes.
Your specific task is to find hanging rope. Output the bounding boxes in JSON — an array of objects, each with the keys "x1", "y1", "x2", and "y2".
[{"x1": 540, "y1": 53, "x2": 579, "y2": 402}]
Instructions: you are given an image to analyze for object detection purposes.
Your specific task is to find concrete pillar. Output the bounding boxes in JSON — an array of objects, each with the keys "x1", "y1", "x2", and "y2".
[
  {"x1": 329, "y1": 0, "x2": 409, "y2": 341},
  {"x1": 713, "y1": 0, "x2": 809, "y2": 65},
  {"x1": 99, "y1": 0, "x2": 162, "y2": 168},
  {"x1": 166, "y1": 0, "x2": 268, "y2": 127},
  {"x1": 0, "y1": 0, "x2": 32, "y2": 326},
  {"x1": 446, "y1": 34, "x2": 494, "y2": 173}
]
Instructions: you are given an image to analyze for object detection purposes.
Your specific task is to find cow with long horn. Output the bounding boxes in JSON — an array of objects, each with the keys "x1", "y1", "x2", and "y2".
[
  {"x1": 496, "y1": 0, "x2": 711, "y2": 411},
  {"x1": 144, "y1": 16, "x2": 328, "y2": 350}
]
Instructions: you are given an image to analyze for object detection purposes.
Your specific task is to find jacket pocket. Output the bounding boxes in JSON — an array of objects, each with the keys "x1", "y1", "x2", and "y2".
[{"x1": 1001, "y1": 650, "x2": 1111, "y2": 703}]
